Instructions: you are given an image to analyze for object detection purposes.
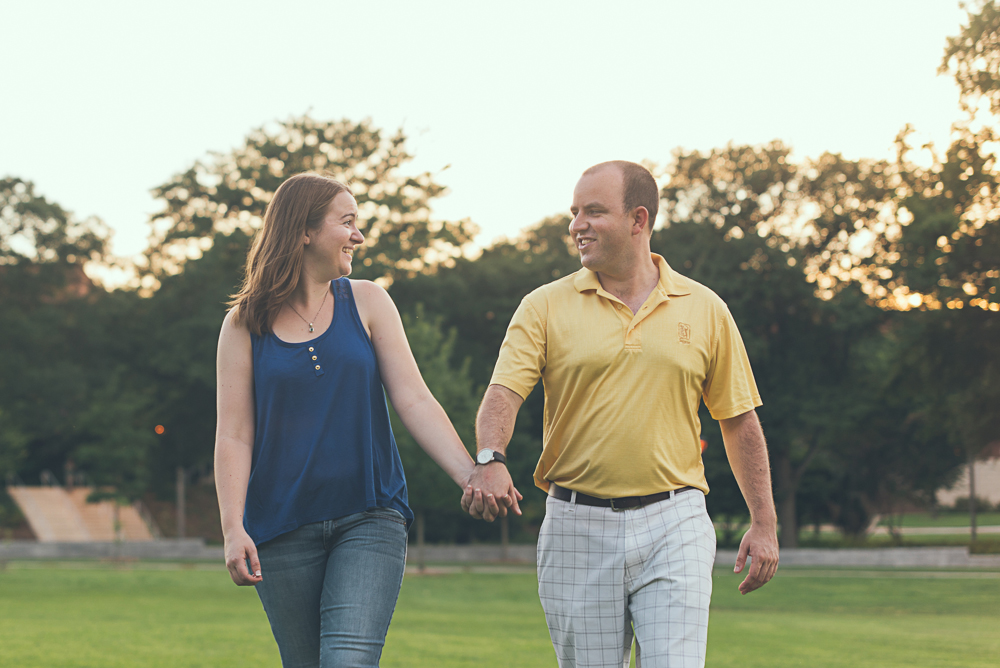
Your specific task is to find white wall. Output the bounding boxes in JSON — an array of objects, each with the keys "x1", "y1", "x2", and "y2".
[{"x1": 937, "y1": 458, "x2": 1000, "y2": 507}]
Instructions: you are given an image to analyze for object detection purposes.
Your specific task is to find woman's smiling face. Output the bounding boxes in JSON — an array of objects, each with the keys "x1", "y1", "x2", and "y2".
[{"x1": 305, "y1": 190, "x2": 364, "y2": 277}]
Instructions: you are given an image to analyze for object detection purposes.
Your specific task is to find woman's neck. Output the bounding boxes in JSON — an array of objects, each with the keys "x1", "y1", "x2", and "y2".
[{"x1": 290, "y1": 277, "x2": 333, "y2": 309}]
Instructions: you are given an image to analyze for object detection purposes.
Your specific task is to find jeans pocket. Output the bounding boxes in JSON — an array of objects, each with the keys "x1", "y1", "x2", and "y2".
[{"x1": 363, "y1": 506, "x2": 408, "y2": 526}]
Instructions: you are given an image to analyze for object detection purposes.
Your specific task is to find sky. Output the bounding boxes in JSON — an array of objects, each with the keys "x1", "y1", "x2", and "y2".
[{"x1": 1, "y1": 0, "x2": 970, "y2": 267}]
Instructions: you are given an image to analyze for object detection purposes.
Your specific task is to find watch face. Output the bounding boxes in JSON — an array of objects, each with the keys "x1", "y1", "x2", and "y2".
[{"x1": 477, "y1": 449, "x2": 493, "y2": 464}]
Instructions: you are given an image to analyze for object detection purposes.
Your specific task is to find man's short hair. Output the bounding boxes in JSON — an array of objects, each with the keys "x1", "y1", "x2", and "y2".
[{"x1": 584, "y1": 161, "x2": 658, "y2": 234}]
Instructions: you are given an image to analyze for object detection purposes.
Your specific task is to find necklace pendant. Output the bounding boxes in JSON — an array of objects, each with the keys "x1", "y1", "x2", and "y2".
[{"x1": 309, "y1": 324, "x2": 314, "y2": 333}]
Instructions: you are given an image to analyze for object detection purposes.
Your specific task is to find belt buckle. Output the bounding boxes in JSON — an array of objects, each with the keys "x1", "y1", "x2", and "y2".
[{"x1": 609, "y1": 498, "x2": 626, "y2": 512}]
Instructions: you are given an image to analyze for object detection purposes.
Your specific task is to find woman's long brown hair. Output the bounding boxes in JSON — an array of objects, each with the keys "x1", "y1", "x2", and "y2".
[{"x1": 228, "y1": 173, "x2": 351, "y2": 335}]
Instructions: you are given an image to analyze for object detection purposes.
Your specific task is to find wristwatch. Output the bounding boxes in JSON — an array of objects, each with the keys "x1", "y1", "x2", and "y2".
[{"x1": 475, "y1": 448, "x2": 507, "y2": 465}]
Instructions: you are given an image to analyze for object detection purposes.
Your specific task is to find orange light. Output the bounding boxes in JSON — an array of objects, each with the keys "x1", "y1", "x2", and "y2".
[
  {"x1": 700, "y1": 438, "x2": 708, "y2": 453},
  {"x1": 154, "y1": 425, "x2": 165, "y2": 435}
]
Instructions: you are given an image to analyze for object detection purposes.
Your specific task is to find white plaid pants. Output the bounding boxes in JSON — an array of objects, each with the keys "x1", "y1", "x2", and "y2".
[{"x1": 537, "y1": 489, "x2": 716, "y2": 668}]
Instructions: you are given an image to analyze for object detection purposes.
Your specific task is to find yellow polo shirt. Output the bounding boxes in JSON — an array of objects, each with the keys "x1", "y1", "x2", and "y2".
[{"x1": 490, "y1": 254, "x2": 761, "y2": 498}]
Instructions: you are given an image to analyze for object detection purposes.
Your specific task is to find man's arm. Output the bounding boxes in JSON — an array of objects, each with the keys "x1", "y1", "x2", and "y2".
[
  {"x1": 718, "y1": 409, "x2": 779, "y2": 594},
  {"x1": 461, "y1": 384, "x2": 525, "y2": 522}
]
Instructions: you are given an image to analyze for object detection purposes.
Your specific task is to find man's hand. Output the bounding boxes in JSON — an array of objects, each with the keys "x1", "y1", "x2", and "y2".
[
  {"x1": 460, "y1": 464, "x2": 522, "y2": 522},
  {"x1": 733, "y1": 521, "x2": 778, "y2": 594}
]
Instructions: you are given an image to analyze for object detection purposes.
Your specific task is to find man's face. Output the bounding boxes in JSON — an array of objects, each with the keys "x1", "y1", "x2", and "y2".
[{"x1": 569, "y1": 167, "x2": 633, "y2": 274}]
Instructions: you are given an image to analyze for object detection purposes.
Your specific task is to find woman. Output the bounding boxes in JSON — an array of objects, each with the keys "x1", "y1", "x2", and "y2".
[{"x1": 214, "y1": 172, "x2": 520, "y2": 667}]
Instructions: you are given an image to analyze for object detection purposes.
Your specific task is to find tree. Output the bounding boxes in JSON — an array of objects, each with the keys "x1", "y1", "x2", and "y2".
[
  {"x1": 0, "y1": 177, "x2": 109, "y2": 272},
  {"x1": 389, "y1": 216, "x2": 580, "y2": 536},
  {"x1": 391, "y1": 215, "x2": 579, "y2": 383},
  {"x1": 389, "y1": 306, "x2": 479, "y2": 563},
  {"x1": 0, "y1": 178, "x2": 119, "y2": 485},
  {"x1": 657, "y1": 143, "x2": 897, "y2": 546},
  {"x1": 143, "y1": 115, "x2": 475, "y2": 285},
  {"x1": 0, "y1": 179, "x2": 164, "y2": 509},
  {"x1": 862, "y1": 3, "x2": 1000, "y2": 538},
  {"x1": 136, "y1": 229, "x2": 255, "y2": 495},
  {"x1": 942, "y1": 0, "x2": 1000, "y2": 117}
]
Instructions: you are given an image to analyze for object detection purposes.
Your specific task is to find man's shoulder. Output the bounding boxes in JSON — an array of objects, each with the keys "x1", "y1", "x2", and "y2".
[
  {"x1": 668, "y1": 269, "x2": 729, "y2": 313},
  {"x1": 674, "y1": 272, "x2": 726, "y2": 308},
  {"x1": 521, "y1": 270, "x2": 583, "y2": 306}
]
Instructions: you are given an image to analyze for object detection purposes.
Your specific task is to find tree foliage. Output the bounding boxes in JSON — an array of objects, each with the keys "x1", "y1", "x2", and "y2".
[
  {"x1": 658, "y1": 144, "x2": 899, "y2": 545},
  {"x1": 0, "y1": 178, "x2": 118, "y2": 479},
  {"x1": 942, "y1": 1, "x2": 1000, "y2": 115},
  {"x1": 143, "y1": 115, "x2": 475, "y2": 284},
  {"x1": 389, "y1": 306, "x2": 478, "y2": 541}
]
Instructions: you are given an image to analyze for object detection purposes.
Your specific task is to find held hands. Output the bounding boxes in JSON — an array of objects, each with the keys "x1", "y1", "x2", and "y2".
[
  {"x1": 224, "y1": 527, "x2": 263, "y2": 586},
  {"x1": 460, "y1": 464, "x2": 523, "y2": 522},
  {"x1": 733, "y1": 520, "x2": 779, "y2": 594}
]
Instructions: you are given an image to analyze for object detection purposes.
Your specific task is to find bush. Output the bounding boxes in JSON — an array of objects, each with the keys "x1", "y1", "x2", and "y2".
[
  {"x1": 969, "y1": 538, "x2": 1000, "y2": 554},
  {"x1": 0, "y1": 489, "x2": 25, "y2": 528},
  {"x1": 950, "y1": 496, "x2": 998, "y2": 513}
]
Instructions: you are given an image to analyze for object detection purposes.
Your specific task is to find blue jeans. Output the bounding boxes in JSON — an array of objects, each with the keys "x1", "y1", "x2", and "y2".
[{"x1": 254, "y1": 509, "x2": 408, "y2": 668}]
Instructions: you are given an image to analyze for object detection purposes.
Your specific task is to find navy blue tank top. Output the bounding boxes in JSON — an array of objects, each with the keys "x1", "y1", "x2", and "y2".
[{"x1": 245, "y1": 278, "x2": 412, "y2": 545}]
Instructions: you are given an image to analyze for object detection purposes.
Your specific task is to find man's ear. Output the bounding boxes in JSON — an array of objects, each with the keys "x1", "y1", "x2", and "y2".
[{"x1": 632, "y1": 207, "x2": 650, "y2": 236}]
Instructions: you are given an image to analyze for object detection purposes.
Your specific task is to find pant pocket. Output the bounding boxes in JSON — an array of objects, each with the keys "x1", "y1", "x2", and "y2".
[{"x1": 363, "y1": 507, "x2": 408, "y2": 526}]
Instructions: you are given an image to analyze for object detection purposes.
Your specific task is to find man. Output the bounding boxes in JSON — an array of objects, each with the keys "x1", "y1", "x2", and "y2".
[{"x1": 462, "y1": 161, "x2": 778, "y2": 667}]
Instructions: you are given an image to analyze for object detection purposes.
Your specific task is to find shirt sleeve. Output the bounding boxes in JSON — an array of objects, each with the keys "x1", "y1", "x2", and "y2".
[
  {"x1": 489, "y1": 296, "x2": 547, "y2": 400},
  {"x1": 703, "y1": 305, "x2": 762, "y2": 420}
]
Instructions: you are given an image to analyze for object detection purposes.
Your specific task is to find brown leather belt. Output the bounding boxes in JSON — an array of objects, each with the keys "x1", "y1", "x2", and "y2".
[{"x1": 548, "y1": 483, "x2": 698, "y2": 511}]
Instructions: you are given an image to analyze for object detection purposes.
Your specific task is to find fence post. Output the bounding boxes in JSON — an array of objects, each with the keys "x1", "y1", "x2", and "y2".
[{"x1": 176, "y1": 467, "x2": 186, "y2": 539}]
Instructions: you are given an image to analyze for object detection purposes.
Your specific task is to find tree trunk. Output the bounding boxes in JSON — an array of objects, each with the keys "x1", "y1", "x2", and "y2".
[
  {"x1": 416, "y1": 510, "x2": 426, "y2": 572},
  {"x1": 773, "y1": 453, "x2": 799, "y2": 548},
  {"x1": 112, "y1": 503, "x2": 122, "y2": 542},
  {"x1": 500, "y1": 513, "x2": 509, "y2": 561},
  {"x1": 969, "y1": 456, "x2": 977, "y2": 543},
  {"x1": 176, "y1": 467, "x2": 186, "y2": 539}
]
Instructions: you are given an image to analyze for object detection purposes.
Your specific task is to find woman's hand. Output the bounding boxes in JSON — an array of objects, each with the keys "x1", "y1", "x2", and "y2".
[
  {"x1": 461, "y1": 464, "x2": 523, "y2": 522},
  {"x1": 224, "y1": 527, "x2": 262, "y2": 586}
]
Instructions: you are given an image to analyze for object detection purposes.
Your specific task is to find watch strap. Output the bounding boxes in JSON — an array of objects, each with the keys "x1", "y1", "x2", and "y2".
[{"x1": 476, "y1": 450, "x2": 507, "y2": 465}]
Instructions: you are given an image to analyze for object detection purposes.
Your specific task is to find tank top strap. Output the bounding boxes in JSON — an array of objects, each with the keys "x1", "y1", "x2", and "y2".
[
  {"x1": 333, "y1": 276, "x2": 352, "y2": 303},
  {"x1": 335, "y1": 278, "x2": 371, "y2": 345}
]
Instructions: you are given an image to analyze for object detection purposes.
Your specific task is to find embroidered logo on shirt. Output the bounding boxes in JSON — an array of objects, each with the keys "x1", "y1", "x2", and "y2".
[{"x1": 678, "y1": 322, "x2": 692, "y2": 344}]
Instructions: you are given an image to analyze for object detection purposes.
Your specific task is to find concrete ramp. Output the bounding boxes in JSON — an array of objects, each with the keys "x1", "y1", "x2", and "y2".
[{"x1": 7, "y1": 486, "x2": 153, "y2": 542}]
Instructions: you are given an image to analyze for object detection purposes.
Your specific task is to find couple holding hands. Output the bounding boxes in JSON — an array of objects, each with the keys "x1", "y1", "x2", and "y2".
[{"x1": 215, "y1": 161, "x2": 778, "y2": 668}]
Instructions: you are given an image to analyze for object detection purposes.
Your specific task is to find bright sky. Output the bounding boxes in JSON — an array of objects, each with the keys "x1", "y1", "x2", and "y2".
[{"x1": 1, "y1": 0, "x2": 968, "y2": 264}]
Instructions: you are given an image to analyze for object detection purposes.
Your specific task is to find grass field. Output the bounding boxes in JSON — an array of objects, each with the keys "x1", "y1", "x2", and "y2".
[
  {"x1": 876, "y1": 511, "x2": 1000, "y2": 528},
  {"x1": 0, "y1": 562, "x2": 997, "y2": 667},
  {"x1": 793, "y1": 532, "x2": 1000, "y2": 552}
]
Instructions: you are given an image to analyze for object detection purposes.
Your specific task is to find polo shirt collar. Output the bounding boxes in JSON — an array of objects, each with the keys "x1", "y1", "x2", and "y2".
[{"x1": 573, "y1": 253, "x2": 692, "y2": 298}]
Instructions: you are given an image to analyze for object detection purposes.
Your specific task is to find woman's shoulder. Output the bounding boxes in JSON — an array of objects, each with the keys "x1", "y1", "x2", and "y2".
[
  {"x1": 348, "y1": 279, "x2": 391, "y2": 305},
  {"x1": 348, "y1": 279, "x2": 398, "y2": 329},
  {"x1": 221, "y1": 305, "x2": 244, "y2": 330},
  {"x1": 220, "y1": 306, "x2": 254, "y2": 343}
]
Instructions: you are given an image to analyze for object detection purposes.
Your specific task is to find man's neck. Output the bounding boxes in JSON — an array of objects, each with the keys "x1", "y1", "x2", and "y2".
[{"x1": 595, "y1": 253, "x2": 660, "y2": 314}]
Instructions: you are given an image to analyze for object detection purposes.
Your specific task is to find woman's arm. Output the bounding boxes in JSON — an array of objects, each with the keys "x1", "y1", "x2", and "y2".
[
  {"x1": 353, "y1": 280, "x2": 521, "y2": 516},
  {"x1": 214, "y1": 309, "x2": 262, "y2": 586}
]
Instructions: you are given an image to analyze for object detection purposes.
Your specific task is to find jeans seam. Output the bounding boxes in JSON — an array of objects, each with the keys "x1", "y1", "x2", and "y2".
[{"x1": 363, "y1": 509, "x2": 408, "y2": 526}]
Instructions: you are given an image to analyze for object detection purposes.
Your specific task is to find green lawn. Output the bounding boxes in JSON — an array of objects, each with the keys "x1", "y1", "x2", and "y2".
[
  {"x1": 793, "y1": 532, "x2": 1000, "y2": 552},
  {"x1": 877, "y1": 511, "x2": 1000, "y2": 528},
  {"x1": 0, "y1": 562, "x2": 997, "y2": 667}
]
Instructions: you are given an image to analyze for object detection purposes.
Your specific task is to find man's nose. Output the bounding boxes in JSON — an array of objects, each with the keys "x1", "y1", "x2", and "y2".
[{"x1": 569, "y1": 214, "x2": 586, "y2": 234}]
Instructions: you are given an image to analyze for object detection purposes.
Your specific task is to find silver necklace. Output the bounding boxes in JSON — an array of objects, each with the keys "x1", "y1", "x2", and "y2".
[{"x1": 286, "y1": 288, "x2": 329, "y2": 333}]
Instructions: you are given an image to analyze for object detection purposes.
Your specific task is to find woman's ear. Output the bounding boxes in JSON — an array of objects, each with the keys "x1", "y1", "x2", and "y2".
[{"x1": 303, "y1": 230, "x2": 311, "y2": 246}]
